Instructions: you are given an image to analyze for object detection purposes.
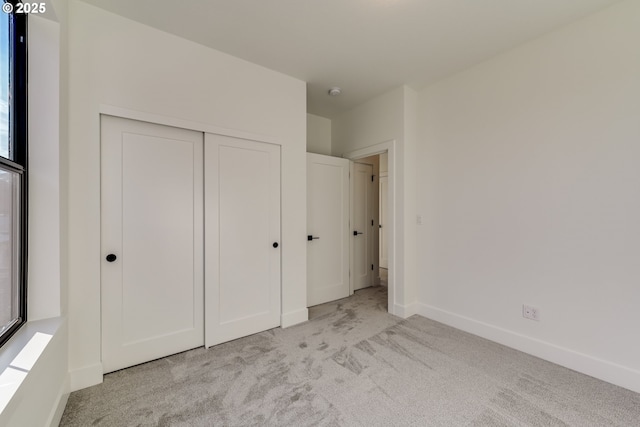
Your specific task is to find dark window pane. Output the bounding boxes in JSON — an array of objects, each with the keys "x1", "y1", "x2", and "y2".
[{"x1": 0, "y1": 3, "x2": 26, "y2": 347}]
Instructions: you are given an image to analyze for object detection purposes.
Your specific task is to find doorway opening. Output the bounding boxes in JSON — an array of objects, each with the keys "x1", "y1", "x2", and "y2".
[
  {"x1": 353, "y1": 153, "x2": 388, "y2": 292},
  {"x1": 306, "y1": 148, "x2": 391, "y2": 319},
  {"x1": 343, "y1": 140, "x2": 396, "y2": 315}
]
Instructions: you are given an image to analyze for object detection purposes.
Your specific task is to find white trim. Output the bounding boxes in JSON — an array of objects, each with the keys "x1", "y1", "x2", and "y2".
[
  {"x1": 343, "y1": 141, "x2": 392, "y2": 160},
  {"x1": 281, "y1": 308, "x2": 309, "y2": 328},
  {"x1": 69, "y1": 363, "x2": 103, "y2": 392},
  {"x1": 393, "y1": 302, "x2": 420, "y2": 319},
  {"x1": 99, "y1": 104, "x2": 281, "y2": 145},
  {"x1": 46, "y1": 379, "x2": 69, "y2": 427},
  {"x1": 417, "y1": 303, "x2": 640, "y2": 394},
  {"x1": 343, "y1": 140, "x2": 397, "y2": 318},
  {"x1": 349, "y1": 161, "x2": 354, "y2": 295}
]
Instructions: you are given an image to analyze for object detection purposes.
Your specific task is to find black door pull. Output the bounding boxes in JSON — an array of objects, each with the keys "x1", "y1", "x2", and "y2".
[
  {"x1": 353, "y1": 231, "x2": 363, "y2": 236},
  {"x1": 273, "y1": 242, "x2": 279, "y2": 248},
  {"x1": 307, "y1": 235, "x2": 320, "y2": 241},
  {"x1": 106, "y1": 254, "x2": 117, "y2": 262}
]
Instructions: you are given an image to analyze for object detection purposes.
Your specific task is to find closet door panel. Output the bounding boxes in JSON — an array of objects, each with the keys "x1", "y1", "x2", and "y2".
[
  {"x1": 101, "y1": 115, "x2": 203, "y2": 373},
  {"x1": 204, "y1": 134, "x2": 281, "y2": 347}
]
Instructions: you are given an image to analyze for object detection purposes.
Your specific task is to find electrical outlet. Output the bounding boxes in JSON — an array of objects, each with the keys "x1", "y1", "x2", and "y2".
[
  {"x1": 416, "y1": 215, "x2": 422, "y2": 225},
  {"x1": 522, "y1": 304, "x2": 540, "y2": 321}
]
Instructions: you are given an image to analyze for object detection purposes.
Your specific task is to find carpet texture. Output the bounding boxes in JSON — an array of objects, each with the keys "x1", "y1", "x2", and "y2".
[{"x1": 61, "y1": 286, "x2": 640, "y2": 426}]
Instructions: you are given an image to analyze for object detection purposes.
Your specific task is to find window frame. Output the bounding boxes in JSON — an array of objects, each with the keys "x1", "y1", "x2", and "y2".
[{"x1": 0, "y1": 0, "x2": 28, "y2": 348}]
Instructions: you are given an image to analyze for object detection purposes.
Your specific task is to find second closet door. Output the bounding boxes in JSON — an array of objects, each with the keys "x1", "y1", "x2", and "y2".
[{"x1": 204, "y1": 134, "x2": 281, "y2": 347}]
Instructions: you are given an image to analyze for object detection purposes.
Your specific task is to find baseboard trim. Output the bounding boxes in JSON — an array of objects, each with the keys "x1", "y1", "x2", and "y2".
[
  {"x1": 47, "y1": 377, "x2": 69, "y2": 427},
  {"x1": 392, "y1": 301, "x2": 420, "y2": 319},
  {"x1": 281, "y1": 308, "x2": 308, "y2": 328},
  {"x1": 417, "y1": 303, "x2": 640, "y2": 394},
  {"x1": 69, "y1": 363, "x2": 103, "y2": 392}
]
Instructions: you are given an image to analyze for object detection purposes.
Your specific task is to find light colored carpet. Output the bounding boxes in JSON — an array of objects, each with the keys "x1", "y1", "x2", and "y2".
[{"x1": 61, "y1": 286, "x2": 640, "y2": 426}]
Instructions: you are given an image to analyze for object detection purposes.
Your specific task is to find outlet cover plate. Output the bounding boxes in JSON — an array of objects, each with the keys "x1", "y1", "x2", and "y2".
[{"x1": 523, "y1": 304, "x2": 540, "y2": 321}]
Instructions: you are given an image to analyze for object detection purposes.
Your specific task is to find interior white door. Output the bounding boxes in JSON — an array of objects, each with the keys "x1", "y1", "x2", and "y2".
[
  {"x1": 204, "y1": 134, "x2": 281, "y2": 347},
  {"x1": 101, "y1": 115, "x2": 204, "y2": 373},
  {"x1": 307, "y1": 153, "x2": 350, "y2": 306},
  {"x1": 352, "y1": 162, "x2": 374, "y2": 291},
  {"x1": 379, "y1": 174, "x2": 388, "y2": 269}
]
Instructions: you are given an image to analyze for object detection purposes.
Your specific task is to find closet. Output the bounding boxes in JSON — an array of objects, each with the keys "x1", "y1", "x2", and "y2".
[{"x1": 100, "y1": 116, "x2": 281, "y2": 372}]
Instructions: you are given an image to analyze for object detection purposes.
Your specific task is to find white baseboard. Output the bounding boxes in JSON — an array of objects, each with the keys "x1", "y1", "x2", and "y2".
[
  {"x1": 69, "y1": 363, "x2": 103, "y2": 392},
  {"x1": 281, "y1": 308, "x2": 308, "y2": 328},
  {"x1": 417, "y1": 303, "x2": 640, "y2": 394},
  {"x1": 47, "y1": 377, "x2": 69, "y2": 427},
  {"x1": 392, "y1": 301, "x2": 420, "y2": 318}
]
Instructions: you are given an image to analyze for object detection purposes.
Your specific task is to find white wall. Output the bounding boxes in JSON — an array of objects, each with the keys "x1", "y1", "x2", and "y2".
[
  {"x1": 333, "y1": 88, "x2": 404, "y2": 157},
  {"x1": 28, "y1": 15, "x2": 61, "y2": 321},
  {"x1": 54, "y1": 0, "x2": 70, "y2": 319},
  {"x1": 307, "y1": 113, "x2": 332, "y2": 155},
  {"x1": 66, "y1": 0, "x2": 307, "y2": 391},
  {"x1": 417, "y1": 0, "x2": 640, "y2": 392},
  {"x1": 332, "y1": 85, "x2": 418, "y2": 316},
  {"x1": 403, "y1": 88, "x2": 418, "y2": 309}
]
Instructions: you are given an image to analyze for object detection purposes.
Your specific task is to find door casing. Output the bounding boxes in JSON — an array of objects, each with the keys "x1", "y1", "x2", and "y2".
[{"x1": 379, "y1": 173, "x2": 389, "y2": 269}]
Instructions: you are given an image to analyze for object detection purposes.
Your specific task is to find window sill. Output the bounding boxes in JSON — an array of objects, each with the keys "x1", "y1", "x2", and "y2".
[{"x1": 0, "y1": 317, "x2": 65, "y2": 415}]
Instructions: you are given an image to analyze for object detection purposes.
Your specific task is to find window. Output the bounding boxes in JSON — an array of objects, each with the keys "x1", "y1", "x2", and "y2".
[{"x1": 0, "y1": 1, "x2": 27, "y2": 348}]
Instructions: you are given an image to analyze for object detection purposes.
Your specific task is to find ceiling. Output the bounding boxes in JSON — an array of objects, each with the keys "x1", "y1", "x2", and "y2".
[{"x1": 79, "y1": 0, "x2": 620, "y2": 119}]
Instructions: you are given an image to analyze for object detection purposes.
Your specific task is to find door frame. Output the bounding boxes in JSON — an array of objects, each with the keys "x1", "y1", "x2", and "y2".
[
  {"x1": 343, "y1": 140, "x2": 397, "y2": 315},
  {"x1": 379, "y1": 171, "x2": 389, "y2": 269}
]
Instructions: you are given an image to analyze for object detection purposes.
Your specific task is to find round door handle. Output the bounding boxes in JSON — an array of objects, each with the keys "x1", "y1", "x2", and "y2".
[
  {"x1": 106, "y1": 254, "x2": 117, "y2": 262},
  {"x1": 273, "y1": 242, "x2": 279, "y2": 248}
]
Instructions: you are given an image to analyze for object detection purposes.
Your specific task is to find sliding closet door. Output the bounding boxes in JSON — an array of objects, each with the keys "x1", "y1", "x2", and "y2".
[
  {"x1": 101, "y1": 116, "x2": 204, "y2": 373},
  {"x1": 204, "y1": 134, "x2": 281, "y2": 347}
]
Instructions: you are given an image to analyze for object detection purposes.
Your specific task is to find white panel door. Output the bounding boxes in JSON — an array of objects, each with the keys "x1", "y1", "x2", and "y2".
[
  {"x1": 101, "y1": 116, "x2": 204, "y2": 373},
  {"x1": 379, "y1": 174, "x2": 389, "y2": 269},
  {"x1": 307, "y1": 153, "x2": 350, "y2": 307},
  {"x1": 352, "y1": 162, "x2": 374, "y2": 291},
  {"x1": 204, "y1": 134, "x2": 281, "y2": 348}
]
